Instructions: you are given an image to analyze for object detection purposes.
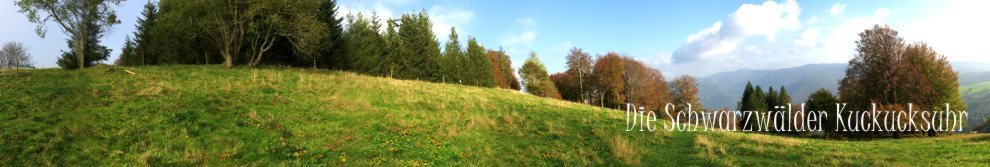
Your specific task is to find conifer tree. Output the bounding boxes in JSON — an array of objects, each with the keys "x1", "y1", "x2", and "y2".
[
  {"x1": 441, "y1": 27, "x2": 463, "y2": 83},
  {"x1": 466, "y1": 37, "x2": 494, "y2": 87}
]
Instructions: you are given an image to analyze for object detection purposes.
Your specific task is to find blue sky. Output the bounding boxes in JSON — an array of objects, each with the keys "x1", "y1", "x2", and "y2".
[{"x1": 2, "y1": 0, "x2": 988, "y2": 77}]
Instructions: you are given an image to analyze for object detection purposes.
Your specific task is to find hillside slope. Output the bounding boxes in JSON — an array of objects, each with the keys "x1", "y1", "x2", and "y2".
[{"x1": 1, "y1": 65, "x2": 988, "y2": 166}]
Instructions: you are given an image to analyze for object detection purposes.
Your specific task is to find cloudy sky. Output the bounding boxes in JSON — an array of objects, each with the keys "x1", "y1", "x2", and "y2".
[{"x1": 2, "y1": 0, "x2": 988, "y2": 77}]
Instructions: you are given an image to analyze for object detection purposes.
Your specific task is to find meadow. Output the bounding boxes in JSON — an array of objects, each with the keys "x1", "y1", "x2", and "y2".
[{"x1": 1, "y1": 65, "x2": 987, "y2": 166}]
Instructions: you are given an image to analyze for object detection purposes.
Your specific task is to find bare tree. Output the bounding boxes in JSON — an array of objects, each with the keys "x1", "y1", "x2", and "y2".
[{"x1": 1, "y1": 42, "x2": 32, "y2": 74}]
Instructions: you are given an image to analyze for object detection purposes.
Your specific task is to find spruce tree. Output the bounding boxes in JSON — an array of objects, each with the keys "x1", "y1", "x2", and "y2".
[
  {"x1": 779, "y1": 86, "x2": 791, "y2": 106},
  {"x1": 466, "y1": 37, "x2": 494, "y2": 87},
  {"x1": 317, "y1": 0, "x2": 345, "y2": 69},
  {"x1": 739, "y1": 81, "x2": 754, "y2": 111},
  {"x1": 442, "y1": 27, "x2": 463, "y2": 84},
  {"x1": 133, "y1": 2, "x2": 158, "y2": 65},
  {"x1": 398, "y1": 11, "x2": 441, "y2": 81},
  {"x1": 766, "y1": 87, "x2": 778, "y2": 110},
  {"x1": 116, "y1": 35, "x2": 138, "y2": 66},
  {"x1": 343, "y1": 14, "x2": 384, "y2": 74}
]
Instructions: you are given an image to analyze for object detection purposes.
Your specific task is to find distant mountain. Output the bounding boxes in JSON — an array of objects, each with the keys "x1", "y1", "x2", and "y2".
[
  {"x1": 697, "y1": 61, "x2": 990, "y2": 110},
  {"x1": 952, "y1": 61, "x2": 990, "y2": 74},
  {"x1": 698, "y1": 63, "x2": 846, "y2": 109}
]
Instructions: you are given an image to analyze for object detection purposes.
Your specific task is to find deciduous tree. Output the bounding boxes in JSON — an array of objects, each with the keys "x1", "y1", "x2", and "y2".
[{"x1": 16, "y1": 0, "x2": 123, "y2": 69}]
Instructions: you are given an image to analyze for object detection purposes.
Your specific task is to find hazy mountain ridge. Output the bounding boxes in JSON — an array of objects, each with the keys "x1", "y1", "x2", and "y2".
[
  {"x1": 698, "y1": 62, "x2": 990, "y2": 110},
  {"x1": 698, "y1": 63, "x2": 846, "y2": 109}
]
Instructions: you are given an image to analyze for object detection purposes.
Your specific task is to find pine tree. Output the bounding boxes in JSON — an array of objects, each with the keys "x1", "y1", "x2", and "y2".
[
  {"x1": 317, "y1": 0, "x2": 345, "y2": 69},
  {"x1": 343, "y1": 14, "x2": 385, "y2": 75},
  {"x1": 133, "y1": 2, "x2": 158, "y2": 65},
  {"x1": 766, "y1": 87, "x2": 779, "y2": 110},
  {"x1": 382, "y1": 18, "x2": 401, "y2": 77},
  {"x1": 519, "y1": 52, "x2": 561, "y2": 99},
  {"x1": 779, "y1": 86, "x2": 791, "y2": 106},
  {"x1": 57, "y1": 20, "x2": 112, "y2": 69},
  {"x1": 441, "y1": 27, "x2": 463, "y2": 84},
  {"x1": 398, "y1": 11, "x2": 441, "y2": 81},
  {"x1": 466, "y1": 37, "x2": 494, "y2": 87},
  {"x1": 739, "y1": 81, "x2": 754, "y2": 111},
  {"x1": 116, "y1": 35, "x2": 138, "y2": 66}
]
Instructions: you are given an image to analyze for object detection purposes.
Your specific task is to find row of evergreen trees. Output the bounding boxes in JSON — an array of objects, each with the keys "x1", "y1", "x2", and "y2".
[
  {"x1": 737, "y1": 82, "x2": 792, "y2": 132},
  {"x1": 112, "y1": 0, "x2": 518, "y2": 89}
]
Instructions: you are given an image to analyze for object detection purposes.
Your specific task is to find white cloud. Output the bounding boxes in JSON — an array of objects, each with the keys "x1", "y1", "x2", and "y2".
[
  {"x1": 793, "y1": 28, "x2": 820, "y2": 49},
  {"x1": 807, "y1": 15, "x2": 819, "y2": 25},
  {"x1": 502, "y1": 31, "x2": 537, "y2": 47},
  {"x1": 817, "y1": 8, "x2": 891, "y2": 62},
  {"x1": 501, "y1": 17, "x2": 538, "y2": 47},
  {"x1": 830, "y1": 2, "x2": 847, "y2": 16},
  {"x1": 657, "y1": 1, "x2": 899, "y2": 77},
  {"x1": 671, "y1": 0, "x2": 800, "y2": 63},
  {"x1": 430, "y1": 6, "x2": 474, "y2": 41},
  {"x1": 902, "y1": 1, "x2": 990, "y2": 62}
]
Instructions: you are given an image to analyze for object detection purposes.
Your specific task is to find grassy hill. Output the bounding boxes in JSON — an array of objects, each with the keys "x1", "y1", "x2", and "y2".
[
  {"x1": 1, "y1": 65, "x2": 988, "y2": 166},
  {"x1": 961, "y1": 81, "x2": 990, "y2": 131},
  {"x1": 961, "y1": 81, "x2": 990, "y2": 94}
]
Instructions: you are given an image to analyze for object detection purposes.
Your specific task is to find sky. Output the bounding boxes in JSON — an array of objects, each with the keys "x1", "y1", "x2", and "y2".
[{"x1": 2, "y1": 0, "x2": 989, "y2": 77}]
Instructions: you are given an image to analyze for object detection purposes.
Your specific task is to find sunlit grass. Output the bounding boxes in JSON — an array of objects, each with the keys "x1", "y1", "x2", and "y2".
[{"x1": 0, "y1": 65, "x2": 987, "y2": 166}]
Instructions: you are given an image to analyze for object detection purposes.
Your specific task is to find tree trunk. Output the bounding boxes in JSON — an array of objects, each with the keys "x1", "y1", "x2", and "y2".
[
  {"x1": 76, "y1": 34, "x2": 87, "y2": 69},
  {"x1": 223, "y1": 54, "x2": 234, "y2": 68}
]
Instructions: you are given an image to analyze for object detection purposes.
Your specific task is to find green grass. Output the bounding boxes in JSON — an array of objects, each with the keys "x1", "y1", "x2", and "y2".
[
  {"x1": 961, "y1": 81, "x2": 990, "y2": 95},
  {"x1": 1, "y1": 65, "x2": 988, "y2": 166}
]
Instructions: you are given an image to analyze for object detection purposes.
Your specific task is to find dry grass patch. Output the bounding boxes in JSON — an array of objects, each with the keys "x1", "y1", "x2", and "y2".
[
  {"x1": 696, "y1": 135, "x2": 725, "y2": 158},
  {"x1": 610, "y1": 136, "x2": 640, "y2": 165},
  {"x1": 467, "y1": 114, "x2": 496, "y2": 130}
]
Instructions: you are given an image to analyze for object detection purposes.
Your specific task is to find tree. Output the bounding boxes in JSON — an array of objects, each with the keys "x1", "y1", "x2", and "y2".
[
  {"x1": 115, "y1": 2, "x2": 156, "y2": 66},
  {"x1": 466, "y1": 37, "x2": 494, "y2": 87},
  {"x1": 519, "y1": 52, "x2": 561, "y2": 99},
  {"x1": 16, "y1": 0, "x2": 123, "y2": 69},
  {"x1": 56, "y1": 20, "x2": 112, "y2": 69},
  {"x1": 381, "y1": 18, "x2": 401, "y2": 77},
  {"x1": 397, "y1": 11, "x2": 441, "y2": 81},
  {"x1": 316, "y1": 0, "x2": 345, "y2": 69},
  {"x1": 1, "y1": 42, "x2": 33, "y2": 74},
  {"x1": 191, "y1": 0, "x2": 248, "y2": 67},
  {"x1": 486, "y1": 48, "x2": 520, "y2": 90},
  {"x1": 738, "y1": 82, "x2": 755, "y2": 111},
  {"x1": 133, "y1": 2, "x2": 158, "y2": 65},
  {"x1": 565, "y1": 47, "x2": 593, "y2": 103},
  {"x1": 670, "y1": 75, "x2": 703, "y2": 114},
  {"x1": 766, "y1": 86, "x2": 778, "y2": 110},
  {"x1": 342, "y1": 13, "x2": 385, "y2": 74},
  {"x1": 550, "y1": 72, "x2": 579, "y2": 101},
  {"x1": 838, "y1": 25, "x2": 965, "y2": 136},
  {"x1": 244, "y1": 0, "x2": 326, "y2": 67},
  {"x1": 169, "y1": 0, "x2": 325, "y2": 68},
  {"x1": 441, "y1": 27, "x2": 463, "y2": 83},
  {"x1": 778, "y1": 86, "x2": 791, "y2": 106},
  {"x1": 619, "y1": 56, "x2": 668, "y2": 112},
  {"x1": 805, "y1": 88, "x2": 838, "y2": 136},
  {"x1": 741, "y1": 85, "x2": 768, "y2": 130},
  {"x1": 632, "y1": 66, "x2": 669, "y2": 113},
  {"x1": 116, "y1": 35, "x2": 138, "y2": 66},
  {"x1": 155, "y1": 0, "x2": 218, "y2": 65},
  {"x1": 593, "y1": 52, "x2": 626, "y2": 108}
]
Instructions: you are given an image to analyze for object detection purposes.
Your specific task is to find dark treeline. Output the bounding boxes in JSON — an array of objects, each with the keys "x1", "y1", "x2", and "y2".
[{"x1": 111, "y1": 0, "x2": 518, "y2": 89}]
